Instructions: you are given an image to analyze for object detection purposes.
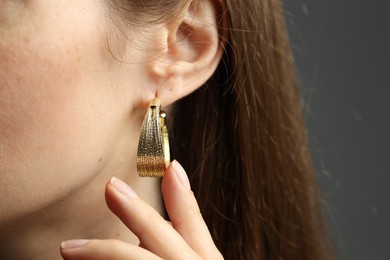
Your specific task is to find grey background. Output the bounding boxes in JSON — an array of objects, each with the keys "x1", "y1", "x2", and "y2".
[{"x1": 282, "y1": 1, "x2": 390, "y2": 259}]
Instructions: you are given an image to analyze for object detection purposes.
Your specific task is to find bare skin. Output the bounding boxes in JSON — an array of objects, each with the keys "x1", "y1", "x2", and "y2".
[
  {"x1": 0, "y1": 0, "x2": 225, "y2": 259},
  {"x1": 61, "y1": 161, "x2": 223, "y2": 259}
]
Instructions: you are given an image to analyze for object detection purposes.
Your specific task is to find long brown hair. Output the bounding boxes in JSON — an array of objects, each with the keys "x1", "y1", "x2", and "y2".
[{"x1": 110, "y1": 0, "x2": 333, "y2": 259}]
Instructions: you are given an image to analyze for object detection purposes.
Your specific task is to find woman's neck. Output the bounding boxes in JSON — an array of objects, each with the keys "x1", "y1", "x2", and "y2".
[{"x1": 0, "y1": 169, "x2": 163, "y2": 260}]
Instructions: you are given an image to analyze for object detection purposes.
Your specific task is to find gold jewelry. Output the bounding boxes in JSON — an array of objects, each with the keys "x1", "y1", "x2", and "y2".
[{"x1": 137, "y1": 98, "x2": 170, "y2": 177}]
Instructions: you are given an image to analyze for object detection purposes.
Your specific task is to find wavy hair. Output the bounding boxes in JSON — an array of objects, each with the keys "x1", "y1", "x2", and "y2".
[{"x1": 109, "y1": 0, "x2": 333, "y2": 259}]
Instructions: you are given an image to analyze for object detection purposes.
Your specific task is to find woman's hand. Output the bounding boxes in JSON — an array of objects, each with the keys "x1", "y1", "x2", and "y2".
[{"x1": 60, "y1": 160, "x2": 223, "y2": 259}]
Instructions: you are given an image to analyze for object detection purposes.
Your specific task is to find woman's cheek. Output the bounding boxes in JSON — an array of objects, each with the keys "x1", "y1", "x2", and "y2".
[
  {"x1": 0, "y1": 0, "x2": 110, "y2": 165},
  {"x1": 0, "y1": 2, "x2": 113, "y2": 221},
  {"x1": 0, "y1": 33, "x2": 83, "y2": 157},
  {"x1": 0, "y1": 0, "x2": 26, "y2": 28}
]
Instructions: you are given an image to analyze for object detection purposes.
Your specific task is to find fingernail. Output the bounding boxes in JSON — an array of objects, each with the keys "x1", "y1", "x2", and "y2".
[
  {"x1": 171, "y1": 160, "x2": 191, "y2": 190},
  {"x1": 61, "y1": 239, "x2": 89, "y2": 249},
  {"x1": 110, "y1": 177, "x2": 138, "y2": 198}
]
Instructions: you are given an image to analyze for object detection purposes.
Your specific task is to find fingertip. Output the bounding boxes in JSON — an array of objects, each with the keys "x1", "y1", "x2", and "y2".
[
  {"x1": 161, "y1": 162, "x2": 174, "y2": 192},
  {"x1": 104, "y1": 178, "x2": 116, "y2": 207},
  {"x1": 162, "y1": 160, "x2": 191, "y2": 192},
  {"x1": 104, "y1": 177, "x2": 129, "y2": 218},
  {"x1": 105, "y1": 177, "x2": 139, "y2": 208},
  {"x1": 60, "y1": 239, "x2": 90, "y2": 259},
  {"x1": 61, "y1": 239, "x2": 90, "y2": 250},
  {"x1": 171, "y1": 160, "x2": 191, "y2": 190}
]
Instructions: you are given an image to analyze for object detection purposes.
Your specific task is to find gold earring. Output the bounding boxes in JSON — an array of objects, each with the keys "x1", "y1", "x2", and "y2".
[{"x1": 137, "y1": 98, "x2": 170, "y2": 177}]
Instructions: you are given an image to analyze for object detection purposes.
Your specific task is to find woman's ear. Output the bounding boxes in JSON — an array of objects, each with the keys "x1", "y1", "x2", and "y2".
[{"x1": 148, "y1": 0, "x2": 228, "y2": 106}]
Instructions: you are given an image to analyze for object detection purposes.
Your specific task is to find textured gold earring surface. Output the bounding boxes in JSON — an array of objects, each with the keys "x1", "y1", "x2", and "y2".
[{"x1": 137, "y1": 98, "x2": 170, "y2": 177}]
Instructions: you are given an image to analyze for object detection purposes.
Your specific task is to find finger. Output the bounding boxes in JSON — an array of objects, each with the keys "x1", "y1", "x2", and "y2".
[
  {"x1": 105, "y1": 177, "x2": 199, "y2": 260},
  {"x1": 162, "y1": 160, "x2": 223, "y2": 259},
  {"x1": 60, "y1": 239, "x2": 162, "y2": 260},
  {"x1": 138, "y1": 219, "x2": 173, "y2": 249}
]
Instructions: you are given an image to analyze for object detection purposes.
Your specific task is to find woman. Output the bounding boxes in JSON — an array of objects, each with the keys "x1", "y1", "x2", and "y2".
[{"x1": 0, "y1": 0, "x2": 332, "y2": 259}]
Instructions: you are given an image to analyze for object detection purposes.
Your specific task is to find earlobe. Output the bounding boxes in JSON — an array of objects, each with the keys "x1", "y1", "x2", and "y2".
[{"x1": 148, "y1": 0, "x2": 228, "y2": 106}]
